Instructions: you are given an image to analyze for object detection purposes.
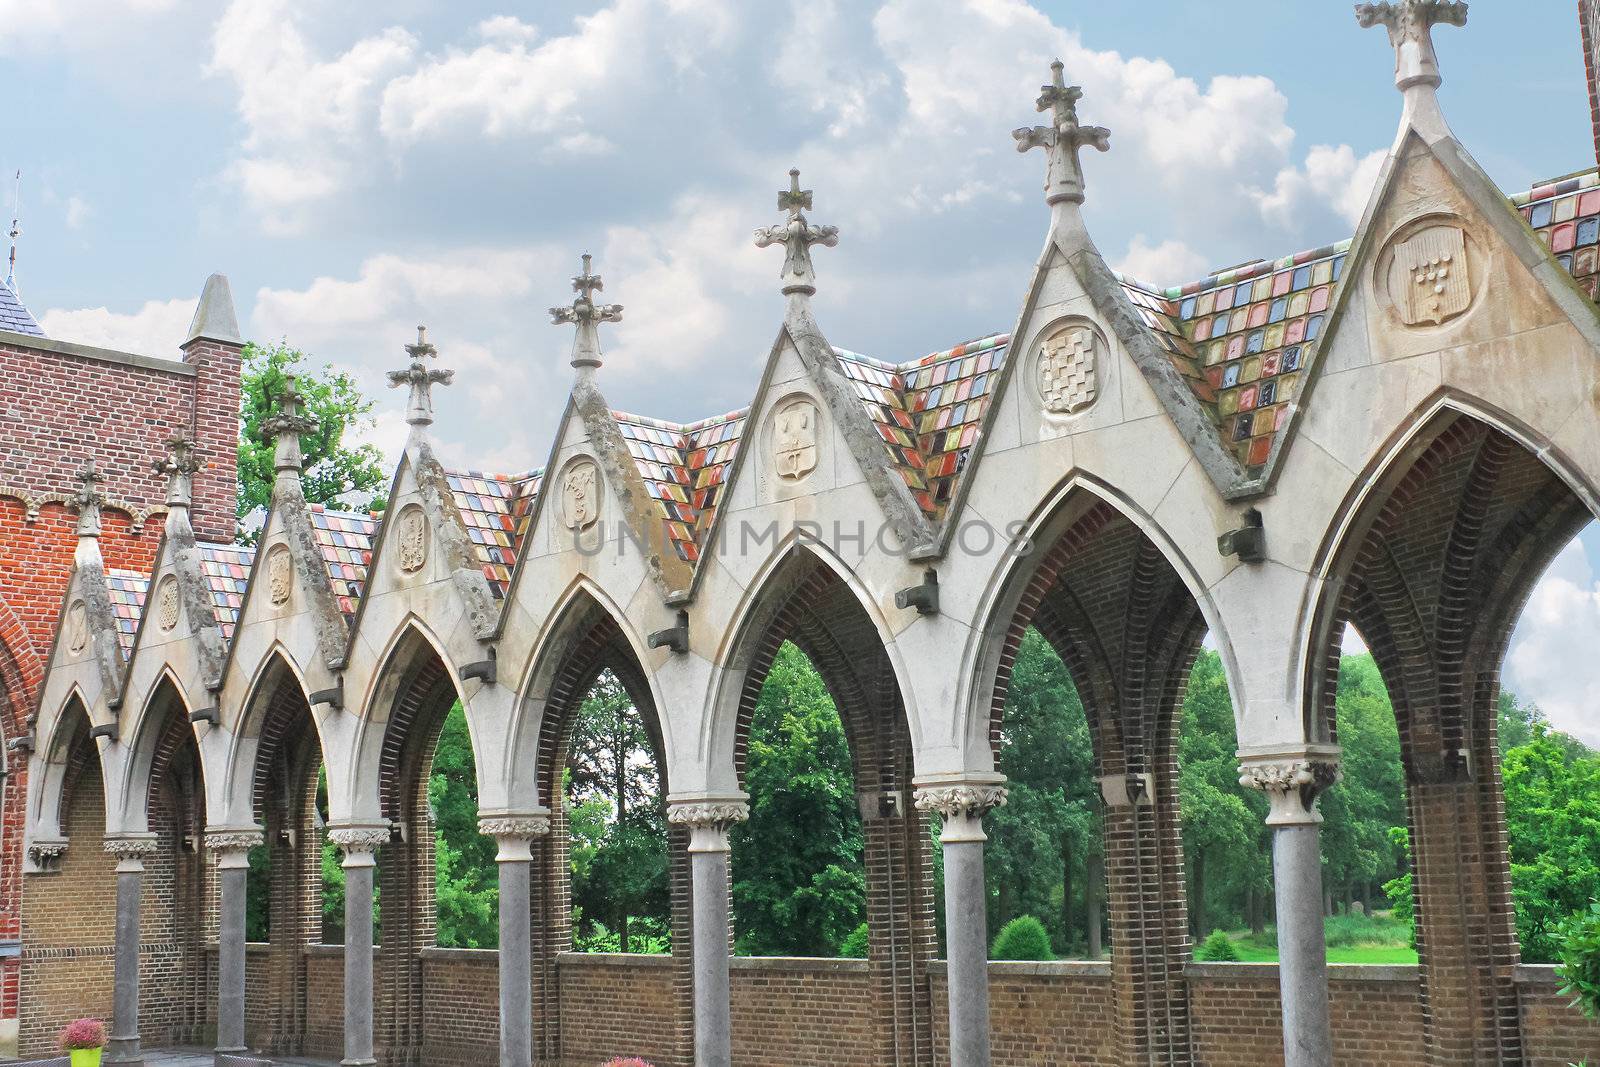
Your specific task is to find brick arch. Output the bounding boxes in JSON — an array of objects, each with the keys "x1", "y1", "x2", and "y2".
[
  {"x1": 723, "y1": 547, "x2": 937, "y2": 1067},
  {"x1": 978, "y1": 492, "x2": 1210, "y2": 1066},
  {"x1": 1306, "y1": 407, "x2": 1596, "y2": 1066},
  {"x1": 522, "y1": 590, "x2": 692, "y2": 1066}
]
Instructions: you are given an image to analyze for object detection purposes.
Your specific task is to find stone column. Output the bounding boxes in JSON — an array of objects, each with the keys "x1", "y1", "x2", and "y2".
[
  {"x1": 329, "y1": 826, "x2": 389, "y2": 1067},
  {"x1": 104, "y1": 834, "x2": 158, "y2": 1066},
  {"x1": 1240, "y1": 752, "x2": 1341, "y2": 1067},
  {"x1": 209, "y1": 829, "x2": 264, "y2": 1057},
  {"x1": 914, "y1": 784, "x2": 1007, "y2": 1067},
  {"x1": 667, "y1": 801, "x2": 749, "y2": 1067},
  {"x1": 480, "y1": 814, "x2": 551, "y2": 1067}
]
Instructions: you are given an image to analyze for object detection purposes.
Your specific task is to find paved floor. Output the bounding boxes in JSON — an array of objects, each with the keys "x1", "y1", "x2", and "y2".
[{"x1": 147, "y1": 1050, "x2": 336, "y2": 1066}]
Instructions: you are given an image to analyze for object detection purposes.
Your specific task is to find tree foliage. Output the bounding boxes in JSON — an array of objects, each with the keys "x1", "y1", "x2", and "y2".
[
  {"x1": 731, "y1": 642, "x2": 866, "y2": 957},
  {"x1": 431, "y1": 702, "x2": 497, "y2": 948},
  {"x1": 237, "y1": 340, "x2": 387, "y2": 530}
]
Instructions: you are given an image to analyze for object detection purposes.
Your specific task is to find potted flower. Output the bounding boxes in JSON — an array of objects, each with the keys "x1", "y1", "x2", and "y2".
[
  {"x1": 59, "y1": 1018, "x2": 107, "y2": 1067},
  {"x1": 601, "y1": 1059, "x2": 654, "y2": 1067}
]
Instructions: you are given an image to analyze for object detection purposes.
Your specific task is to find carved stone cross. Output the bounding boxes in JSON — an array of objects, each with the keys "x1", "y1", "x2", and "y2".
[
  {"x1": 262, "y1": 374, "x2": 317, "y2": 471},
  {"x1": 1013, "y1": 61, "x2": 1110, "y2": 206},
  {"x1": 71, "y1": 457, "x2": 105, "y2": 537},
  {"x1": 1356, "y1": 0, "x2": 1467, "y2": 92},
  {"x1": 388, "y1": 324, "x2": 454, "y2": 429},
  {"x1": 754, "y1": 168, "x2": 839, "y2": 297},
  {"x1": 550, "y1": 253, "x2": 623, "y2": 371},
  {"x1": 152, "y1": 436, "x2": 202, "y2": 508}
]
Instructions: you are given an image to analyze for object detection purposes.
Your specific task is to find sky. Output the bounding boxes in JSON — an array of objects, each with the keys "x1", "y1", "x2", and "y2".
[{"x1": 1, "y1": 0, "x2": 1597, "y2": 743}]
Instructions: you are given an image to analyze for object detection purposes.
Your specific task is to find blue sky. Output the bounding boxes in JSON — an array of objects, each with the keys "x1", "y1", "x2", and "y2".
[{"x1": 2, "y1": 0, "x2": 1597, "y2": 741}]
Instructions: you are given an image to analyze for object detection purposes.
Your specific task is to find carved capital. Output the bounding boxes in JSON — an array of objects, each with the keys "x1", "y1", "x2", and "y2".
[
  {"x1": 479, "y1": 813, "x2": 551, "y2": 862},
  {"x1": 1238, "y1": 756, "x2": 1342, "y2": 826},
  {"x1": 914, "y1": 784, "x2": 1008, "y2": 843},
  {"x1": 327, "y1": 824, "x2": 391, "y2": 864},
  {"x1": 103, "y1": 834, "x2": 160, "y2": 866},
  {"x1": 206, "y1": 829, "x2": 265, "y2": 856},
  {"x1": 667, "y1": 800, "x2": 749, "y2": 853},
  {"x1": 27, "y1": 839, "x2": 68, "y2": 872}
]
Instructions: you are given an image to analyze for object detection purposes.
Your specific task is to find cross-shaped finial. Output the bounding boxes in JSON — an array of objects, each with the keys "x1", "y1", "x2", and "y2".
[
  {"x1": 1014, "y1": 60, "x2": 1110, "y2": 207},
  {"x1": 1357, "y1": 1, "x2": 1466, "y2": 94},
  {"x1": 754, "y1": 167, "x2": 839, "y2": 298},
  {"x1": 550, "y1": 253, "x2": 624, "y2": 372},
  {"x1": 262, "y1": 373, "x2": 318, "y2": 472},
  {"x1": 388, "y1": 325, "x2": 454, "y2": 432},
  {"x1": 71, "y1": 458, "x2": 105, "y2": 538},
  {"x1": 153, "y1": 436, "x2": 202, "y2": 509}
]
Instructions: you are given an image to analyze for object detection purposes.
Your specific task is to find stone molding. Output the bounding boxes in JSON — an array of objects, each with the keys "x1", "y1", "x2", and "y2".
[
  {"x1": 477, "y1": 814, "x2": 552, "y2": 840},
  {"x1": 206, "y1": 829, "x2": 265, "y2": 855},
  {"x1": 1238, "y1": 757, "x2": 1342, "y2": 826},
  {"x1": 914, "y1": 784, "x2": 1009, "y2": 844},
  {"x1": 667, "y1": 800, "x2": 749, "y2": 853},
  {"x1": 103, "y1": 835, "x2": 160, "y2": 862},
  {"x1": 0, "y1": 486, "x2": 166, "y2": 535},
  {"x1": 327, "y1": 825, "x2": 391, "y2": 859},
  {"x1": 27, "y1": 839, "x2": 68, "y2": 871}
]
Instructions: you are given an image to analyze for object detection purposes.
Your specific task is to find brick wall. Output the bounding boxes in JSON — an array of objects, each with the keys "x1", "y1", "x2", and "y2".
[
  {"x1": 929, "y1": 961, "x2": 1120, "y2": 1066},
  {"x1": 1517, "y1": 965, "x2": 1600, "y2": 1066}
]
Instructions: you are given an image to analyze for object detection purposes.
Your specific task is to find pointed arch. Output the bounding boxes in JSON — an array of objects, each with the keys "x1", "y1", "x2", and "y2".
[
  {"x1": 112, "y1": 668, "x2": 203, "y2": 838},
  {"x1": 28, "y1": 690, "x2": 99, "y2": 846}
]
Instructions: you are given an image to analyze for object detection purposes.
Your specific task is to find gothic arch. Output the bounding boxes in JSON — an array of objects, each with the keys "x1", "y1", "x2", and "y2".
[
  {"x1": 112, "y1": 669, "x2": 201, "y2": 837},
  {"x1": 27, "y1": 689, "x2": 99, "y2": 847}
]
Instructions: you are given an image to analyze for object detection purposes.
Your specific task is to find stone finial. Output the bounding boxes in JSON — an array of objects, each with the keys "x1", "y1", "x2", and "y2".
[
  {"x1": 1357, "y1": 1, "x2": 1466, "y2": 97},
  {"x1": 387, "y1": 326, "x2": 454, "y2": 434},
  {"x1": 261, "y1": 374, "x2": 318, "y2": 473},
  {"x1": 152, "y1": 436, "x2": 202, "y2": 510},
  {"x1": 753, "y1": 168, "x2": 839, "y2": 298},
  {"x1": 71, "y1": 458, "x2": 106, "y2": 539},
  {"x1": 549, "y1": 253, "x2": 623, "y2": 373},
  {"x1": 184, "y1": 273, "x2": 244, "y2": 347},
  {"x1": 1014, "y1": 61, "x2": 1110, "y2": 207}
]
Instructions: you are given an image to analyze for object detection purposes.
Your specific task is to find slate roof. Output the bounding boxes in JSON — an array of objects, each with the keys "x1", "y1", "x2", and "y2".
[
  {"x1": 611, "y1": 410, "x2": 746, "y2": 563},
  {"x1": 443, "y1": 469, "x2": 541, "y2": 594},
  {"x1": 0, "y1": 278, "x2": 43, "y2": 336},
  {"x1": 308, "y1": 504, "x2": 380, "y2": 616},
  {"x1": 105, "y1": 569, "x2": 149, "y2": 654},
  {"x1": 198, "y1": 542, "x2": 254, "y2": 640}
]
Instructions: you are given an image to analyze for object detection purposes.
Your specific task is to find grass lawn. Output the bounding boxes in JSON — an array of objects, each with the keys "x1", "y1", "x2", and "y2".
[
  {"x1": 1216, "y1": 914, "x2": 1419, "y2": 965},
  {"x1": 1230, "y1": 940, "x2": 1417, "y2": 964}
]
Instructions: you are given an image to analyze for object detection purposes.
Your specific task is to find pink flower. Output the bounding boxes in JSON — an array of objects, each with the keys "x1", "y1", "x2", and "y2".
[
  {"x1": 59, "y1": 1018, "x2": 107, "y2": 1050},
  {"x1": 601, "y1": 1059, "x2": 654, "y2": 1067}
]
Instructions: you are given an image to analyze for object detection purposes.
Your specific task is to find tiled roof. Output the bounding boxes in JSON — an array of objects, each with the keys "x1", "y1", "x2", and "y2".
[
  {"x1": 443, "y1": 470, "x2": 541, "y2": 594},
  {"x1": 105, "y1": 569, "x2": 149, "y2": 654},
  {"x1": 612, "y1": 410, "x2": 746, "y2": 563},
  {"x1": 308, "y1": 505, "x2": 380, "y2": 616},
  {"x1": 198, "y1": 542, "x2": 254, "y2": 640},
  {"x1": 835, "y1": 333, "x2": 1009, "y2": 520},
  {"x1": 0, "y1": 279, "x2": 43, "y2": 336},
  {"x1": 1515, "y1": 168, "x2": 1600, "y2": 299}
]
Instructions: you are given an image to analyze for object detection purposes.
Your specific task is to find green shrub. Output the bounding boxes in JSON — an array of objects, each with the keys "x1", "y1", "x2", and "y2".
[
  {"x1": 1558, "y1": 901, "x2": 1600, "y2": 1019},
  {"x1": 991, "y1": 915, "x2": 1054, "y2": 961},
  {"x1": 839, "y1": 922, "x2": 869, "y2": 959},
  {"x1": 1196, "y1": 930, "x2": 1239, "y2": 962}
]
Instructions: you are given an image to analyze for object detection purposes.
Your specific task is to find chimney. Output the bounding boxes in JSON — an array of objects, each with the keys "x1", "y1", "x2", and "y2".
[{"x1": 181, "y1": 273, "x2": 244, "y2": 543}]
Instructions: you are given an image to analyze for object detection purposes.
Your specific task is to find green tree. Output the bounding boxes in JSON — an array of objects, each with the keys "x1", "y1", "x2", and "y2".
[
  {"x1": 430, "y1": 702, "x2": 497, "y2": 948},
  {"x1": 1502, "y1": 723, "x2": 1600, "y2": 962},
  {"x1": 1318, "y1": 655, "x2": 1407, "y2": 915},
  {"x1": 731, "y1": 642, "x2": 865, "y2": 956},
  {"x1": 237, "y1": 340, "x2": 387, "y2": 530}
]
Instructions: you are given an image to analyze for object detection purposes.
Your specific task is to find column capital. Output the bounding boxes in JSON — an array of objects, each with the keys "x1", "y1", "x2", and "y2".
[
  {"x1": 26, "y1": 838, "x2": 68, "y2": 872},
  {"x1": 667, "y1": 798, "x2": 749, "y2": 852},
  {"x1": 914, "y1": 783, "x2": 1009, "y2": 843},
  {"x1": 328, "y1": 823, "x2": 391, "y2": 866},
  {"x1": 207, "y1": 827, "x2": 265, "y2": 868},
  {"x1": 1238, "y1": 746, "x2": 1342, "y2": 826},
  {"x1": 103, "y1": 833, "x2": 159, "y2": 871},
  {"x1": 479, "y1": 811, "x2": 551, "y2": 862}
]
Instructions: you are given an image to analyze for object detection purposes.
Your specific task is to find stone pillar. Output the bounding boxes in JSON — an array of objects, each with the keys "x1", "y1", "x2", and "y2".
[
  {"x1": 480, "y1": 814, "x2": 551, "y2": 1067},
  {"x1": 914, "y1": 784, "x2": 1007, "y2": 1067},
  {"x1": 104, "y1": 834, "x2": 158, "y2": 1066},
  {"x1": 210, "y1": 829, "x2": 264, "y2": 1057},
  {"x1": 330, "y1": 826, "x2": 389, "y2": 1067},
  {"x1": 1240, "y1": 752, "x2": 1341, "y2": 1067},
  {"x1": 667, "y1": 801, "x2": 749, "y2": 1067}
]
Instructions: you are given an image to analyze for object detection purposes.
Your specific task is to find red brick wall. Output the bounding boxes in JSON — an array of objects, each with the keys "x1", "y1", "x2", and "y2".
[
  {"x1": 0, "y1": 330, "x2": 241, "y2": 1031},
  {"x1": 1518, "y1": 965, "x2": 1600, "y2": 1066},
  {"x1": 929, "y1": 961, "x2": 1120, "y2": 1066}
]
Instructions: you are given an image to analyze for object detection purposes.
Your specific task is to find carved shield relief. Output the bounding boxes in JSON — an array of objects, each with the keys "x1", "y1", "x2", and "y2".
[
  {"x1": 156, "y1": 577, "x2": 180, "y2": 631},
  {"x1": 562, "y1": 460, "x2": 600, "y2": 530},
  {"x1": 395, "y1": 505, "x2": 428, "y2": 573},
  {"x1": 774, "y1": 399, "x2": 819, "y2": 481},
  {"x1": 266, "y1": 544, "x2": 293, "y2": 606},
  {"x1": 1381, "y1": 220, "x2": 1476, "y2": 327},
  {"x1": 1037, "y1": 321, "x2": 1100, "y2": 416},
  {"x1": 66, "y1": 602, "x2": 88, "y2": 655}
]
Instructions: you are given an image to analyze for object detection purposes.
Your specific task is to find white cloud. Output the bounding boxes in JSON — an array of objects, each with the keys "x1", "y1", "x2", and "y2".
[
  {"x1": 38, "y1": 297, "x2": 194, "y2": 357},
  {"x1": 1255, "y1": 143, "x2": 1386, "y2": 232},
  {"x1": 0, "y1": 0, "x2": 180, "y2": 52},
  {"x1": 1506, "y1": 533, "x2": 1600, "y2": 748},
  {"x1": 63, "y1": 196, "x2": 90, "y2": 230},
  {"x1": 1114, "y1": 236, "x2": 1209, "y2": 288}
]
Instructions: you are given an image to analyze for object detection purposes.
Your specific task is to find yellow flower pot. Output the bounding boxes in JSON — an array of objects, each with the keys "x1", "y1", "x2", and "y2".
[{"x1": 69, "y1": 1048, "x2": 103, "y2": 1067}]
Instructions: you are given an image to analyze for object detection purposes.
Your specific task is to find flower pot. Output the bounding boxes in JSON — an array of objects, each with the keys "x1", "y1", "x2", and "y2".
[{"x1": 69, "y1": 1048, "x2": 103, "y2": 1067}]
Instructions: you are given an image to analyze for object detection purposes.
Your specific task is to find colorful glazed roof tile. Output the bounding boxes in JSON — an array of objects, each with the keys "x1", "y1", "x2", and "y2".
[
  {"x1": 1514, "y1": 168, "x2": 1600, "y2": 300},
  {"x1": 198, "y1": 542, "x2": 254, "y2": 640},
  {"x1": 611, "y1": 410, "x2": 747, "y2": 563},
  {"x1": 105, "y1": 569, "x2": 149, "y2": 654},
  {"x1": 308, "y1": 504, "x2": 380, "y2": 617},
  {"x1": 443, "y1": 469, "x2": 542, "y2": 595},
  {"x1": 0, "y1": 279, "x2": 43, "y2": 337}
]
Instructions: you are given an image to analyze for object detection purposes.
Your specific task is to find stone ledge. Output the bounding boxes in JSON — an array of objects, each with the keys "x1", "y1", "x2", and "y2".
[
  {"x1": 1185, "y1": 961, "x2": 1420, "y2": 983},
  {"x1": 0, "y1": 940, "x2": 18, "y2": 958},
  {"x1": 730, "y1": 956, "x2": 870, "y2": 974},
  {"x1": 1513, "y1": 963, "x2": 1565, "y2": 987},
  {"x1": 557, "y1": 951, "x2": 675, "y2": 969},
  {"x1": 0, "y1": 328, "x2": 194, "y2": 376},
  {"x1": 420, "y1": 947, "x2": 501, "y2": 964},
  {"x1": 927, "y1": 959, "x2": 1113, "y2": 978}
]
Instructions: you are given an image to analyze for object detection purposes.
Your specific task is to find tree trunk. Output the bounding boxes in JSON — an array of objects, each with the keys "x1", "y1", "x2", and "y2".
[
  {"x1": 1086, "y1": 851, "x2": 1103, "y2": 959},
  {"x1": 1323, "y1": 889, "x2": 1334, "y2": 917},
  {"x1": 1249, "y1": 887, "x2": 1265, "y2": 937},
  {"x1": 1061, "y1": 838, "x2": 1073, "y2": 956},
  {"x1": 1192, "y1": 848, "x2": 1206, "y2": 938}
]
